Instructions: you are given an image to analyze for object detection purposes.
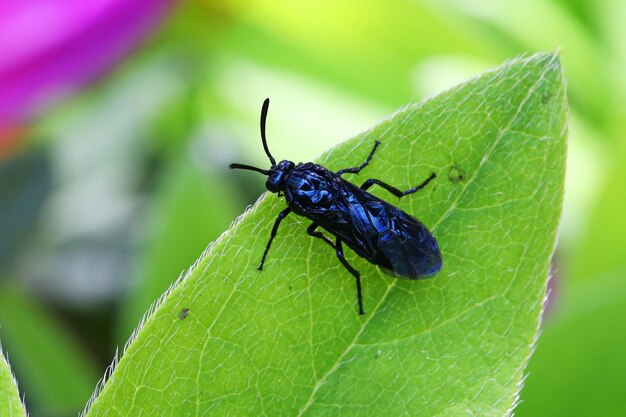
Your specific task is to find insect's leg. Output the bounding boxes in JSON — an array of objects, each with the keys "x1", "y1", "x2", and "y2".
[
  {"x1": 258, "y1": 208, "x2": 292, "y2": 271},
  {"x1": 306, "y1": 222, "x2": 336, "y2": 250},
  {"x1": 336, "y1": 140, "x2": 381, "y2": 176},
  {"x1": 360, "y1": 172, "x2": 436, "y2": 198},
  {"x1": 334, "y1": 239, "x2": 365, "y2": 315}
]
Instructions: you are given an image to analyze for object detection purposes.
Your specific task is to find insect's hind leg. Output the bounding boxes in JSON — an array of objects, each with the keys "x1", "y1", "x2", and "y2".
[
  {"x1": 258, "y1": 208, "x2": 292, "y2": 271},
  {"x1": 334, "y1": 239, "x2": 365, "y2": 315},
  {"x1": 306, "y1": 225, "x2": 364, "y2": 314},
  {"x1": 360, "y1": 172, "x2": 436, "y2": 198},
  {"x1": 336, "y1": 140, "x2": 381, "y2": 176}
]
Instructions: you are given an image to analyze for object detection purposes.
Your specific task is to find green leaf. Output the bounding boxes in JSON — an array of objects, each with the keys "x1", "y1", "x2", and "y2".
[
  {"x1": 84, "y1": 52, "x2": 567, "y2": 416},
  {"x1": 0, "y1": 345, "x2": 27, "y2": 417}
]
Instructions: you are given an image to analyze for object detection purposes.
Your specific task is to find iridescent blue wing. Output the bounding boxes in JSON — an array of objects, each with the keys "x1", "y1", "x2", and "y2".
[{"x1": 330, "y1": 180, "x2": 441, "y2": 279}]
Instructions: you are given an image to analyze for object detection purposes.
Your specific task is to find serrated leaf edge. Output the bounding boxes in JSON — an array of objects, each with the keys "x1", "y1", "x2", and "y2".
[
  {"x1": 1, "y1": 342, "x2": 29, "y2": 417},
  {"x1": 79, "y1": 199, "x2": 264, "y2": 416}
]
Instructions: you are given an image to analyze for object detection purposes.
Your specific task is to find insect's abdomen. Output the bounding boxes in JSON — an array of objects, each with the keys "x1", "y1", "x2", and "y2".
[
  {"x1": 344, "y1": 191, "x2": 442, "y2": 280},
  {"x1": 374, "y1": 209, "x2": 442, "y2": 279}
]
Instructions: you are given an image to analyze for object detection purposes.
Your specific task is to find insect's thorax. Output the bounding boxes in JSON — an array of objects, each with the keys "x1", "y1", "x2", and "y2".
[{"x1": 283, "y1": 163, "x2": 341, "y2": 214}]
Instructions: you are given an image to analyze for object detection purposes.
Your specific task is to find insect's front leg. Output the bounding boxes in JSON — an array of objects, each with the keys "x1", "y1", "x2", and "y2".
[
  {"x1": 258, "y1": 208, "x2": 292, "y2": 270},
  {"x1": 360, "y1": 172, "x2": 436, "y2": 198},
  {"x1": 334, "y1": 239, "x2": 365, "y2": 315},
  {"x1": 336, "y1": 140, "x2": 381, "y2": 176}
]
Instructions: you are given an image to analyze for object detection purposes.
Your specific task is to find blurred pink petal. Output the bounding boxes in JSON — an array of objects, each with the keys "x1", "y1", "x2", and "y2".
[{"x1": 0, "y1": 0, "x2": 172, "y2": 128}]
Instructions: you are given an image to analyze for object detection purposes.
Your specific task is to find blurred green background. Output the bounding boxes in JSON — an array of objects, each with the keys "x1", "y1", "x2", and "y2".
[{"x1": 0, "y1": 1, "x2": 624, "y2": 416}]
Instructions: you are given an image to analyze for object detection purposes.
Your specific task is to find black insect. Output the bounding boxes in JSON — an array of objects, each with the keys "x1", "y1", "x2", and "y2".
[
  {"x1": 179, "y1": 308, "x2": 190, "y2": 320},
  {"x1": 230, "y1": 99, "x2": 442, "y2": 315}
]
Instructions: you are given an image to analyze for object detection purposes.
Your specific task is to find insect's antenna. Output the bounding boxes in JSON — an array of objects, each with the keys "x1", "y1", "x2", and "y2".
[
  {"x1": 260, "y1": 98, "x2": 277, "y2": 166},
  {"x1": 229, "y1": 163, "x2": 269, "y2": 175}
]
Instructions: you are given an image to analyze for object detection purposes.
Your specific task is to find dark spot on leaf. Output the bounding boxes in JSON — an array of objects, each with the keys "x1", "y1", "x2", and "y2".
[
  {"x1": 179, "y1": 308, "x2": 190, "y2": 320},
  {"x1": 448, "y1": 164, "x2": 466, "y2": 183},
  {"x1": 288, "y1": 285, "x2": 292, "y2": 290},
  {"x1": 541, "y1": 92, "x2": 553, "y2": 104}
]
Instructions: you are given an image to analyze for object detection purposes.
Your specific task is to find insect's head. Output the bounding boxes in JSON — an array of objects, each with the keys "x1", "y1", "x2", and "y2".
[
  {"x1": 266, "y1": 160, "x2": 294, "y2": 192},
  {"x1": 229, "y1": 98, "x2": 293, "y2": 193}
]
